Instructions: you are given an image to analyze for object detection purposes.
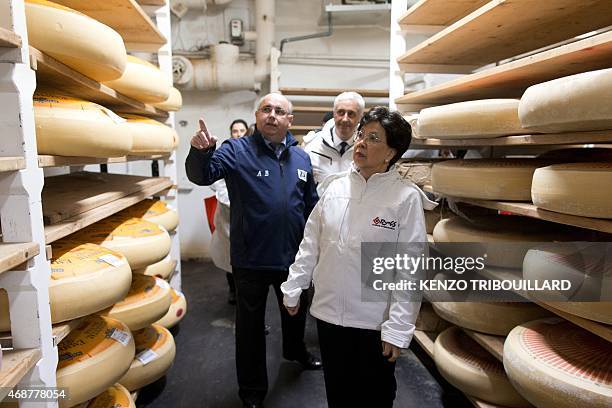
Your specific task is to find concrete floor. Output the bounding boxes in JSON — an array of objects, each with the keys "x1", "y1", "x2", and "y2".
[{"x1": 137, "y1": 260, "x2": 471, "y2": 408}]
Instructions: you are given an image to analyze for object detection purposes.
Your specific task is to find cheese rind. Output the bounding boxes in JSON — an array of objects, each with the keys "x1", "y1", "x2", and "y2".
[
  {"x1": 121, "y1": 115, "x2": 177, "y2": 155},
  {"x1": 86, "y1": 383, "x2": 135, "y2": 408},
  {"x1": 152, "y1": 87, "x2": 183, "y2": 112},
  {"x1": 104, "y1": 56, "x2": 171, "y2": 103},
  {"x1": 154, "y1": 289, "x2": 187, "y2": 329}
]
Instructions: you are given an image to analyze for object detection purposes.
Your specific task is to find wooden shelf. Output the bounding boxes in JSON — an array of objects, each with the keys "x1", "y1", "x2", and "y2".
[
  {"x1": 30, "y1": 47, "x2": 168, "y2": 119},
  {"x1": 293, "y1": 106, "x2": 332, "y2": 113},
  {"x1": 535, "y1": 301, "x2": 612, "y2": 343},
  {"x1": 0, "y1": 243, "x2": 39, "y2": 275},
  {"x1": 44, "y1": 177, "x2": 172, "y2": 243},
  {"x1": 291, "y1": 125, "x2": 319, "y2": 132},
  {"x1": 0, "y1": 28, "x2": 21, "y2": 48},
  {"x1": 410, "y1": 130, "x2": 612, "y2": 148},
  {"x1": 281, "y1": 87, "x2": 389, "y2": 98},
  {"x1": 462, "y1": 329, "x2": 504, "y2": 362},
  {"x1": 52, "y1": 0, "x2": 166, "y2": 52},
  {"x1": 396, "y1": 31, "x2": 612, "y2": 106},
  {"x1": 397, "y1": 0, "x2": 612, "y2": 73},
  {"x1": 136, "y1": 0, "x2": 165, "y2": 5},
  {"x1": 399, "y1": 0, "x2": 488, "y2": 27},
  {"x1": 412, "y1": 329, "x2": 436, "y2": 358},
  {"x1": 0, "y1": 348, "x2": 41, "y2": 400},
  {"x1": 0, "y1": 157, "x2": 25, "y2": 173},
  {"x1": 38, "y1": 154, "x2": 169, "y2": 168}
]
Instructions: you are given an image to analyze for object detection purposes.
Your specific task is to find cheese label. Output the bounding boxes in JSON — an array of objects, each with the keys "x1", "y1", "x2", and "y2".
[
  {"x1": 109, "y1": 328, "x2": 131, "y2": 347},
  {"x1": 99, "y1": 254, "x2": 125, "y2": 268},
  {"x1": 135, "y1": 349, "x2": 159, "y2": 365},
  {"x1": 50, "y1": 242, "x2": 127, "y2": 279}
]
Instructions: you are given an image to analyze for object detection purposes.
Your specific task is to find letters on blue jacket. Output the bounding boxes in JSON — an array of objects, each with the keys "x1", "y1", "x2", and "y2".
[{"x1": 185, "y1": 131, "x2": 319, "y2": 270}]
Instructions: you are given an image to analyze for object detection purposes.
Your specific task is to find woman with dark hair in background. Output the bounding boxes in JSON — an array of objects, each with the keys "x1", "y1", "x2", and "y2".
[{"x1": 281, "y1": 106, "x2": 436, "y2": 407}]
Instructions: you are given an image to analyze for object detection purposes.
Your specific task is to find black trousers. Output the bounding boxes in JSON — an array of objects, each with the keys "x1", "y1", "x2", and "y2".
[
  {"x1": 233, "y1": 267, "x2": 309, "y2": 404},
  {"x1": 226, "y1": 272, "x2": 236, "y2": 294},
  {"x1": 316, "y1": 319, "x2": 397, "y2": 408}
]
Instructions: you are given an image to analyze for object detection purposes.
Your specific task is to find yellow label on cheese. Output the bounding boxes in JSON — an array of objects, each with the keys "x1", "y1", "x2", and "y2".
[{"x1": 50, "y1": 242, "x2": 128, "y2": 280}]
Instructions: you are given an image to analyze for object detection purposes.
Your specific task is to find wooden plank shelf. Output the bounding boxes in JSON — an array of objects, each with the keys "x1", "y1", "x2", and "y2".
[
  {"x1": 413, "y1": 329, "x2": 437, "y2": 358},
  {"x1": 0, "y1": 243, "x2": 40, "y2": 275},
  {"x1": 281, "y1": 87, "x2": 389, "y2": 98},
  {"x1": 462, "y1": 329, "x2": 504, "y2": 362},
  {"x1": 396, "y1": 31, "x2": 612, "y2": 106},
  {"x1": 399, "y1": 0, "x2": 488, "y2": 27},
  {"x1": 397, "y1": 0, "x2": 612, "y2": 73},
  {"x1": 0, "y1": 157, "x2": 25, "y2": 173},
  {"x1": 51, "y1": 0, "x2": 166, "y2": 52},
  {"x1": 136, "y1": 0, "x2": 165, "y2": 5},
  {"x1": 410, "y1": 130, "x2": 612, "y2": 148},
  {"x1": 30, "y1": 47, "x2": 168, "y2": 119},
  {"x1": 38, "y1": 154, "x2": 169, "y2": 168},
  {"x1": 0, "y1": 348, "x2": 42, "y2": 400},
  {"x1": 44, "y1": 177, "x2": 173, "y2": 243},
  {"x1": 0, "y1": 28, "x2": 22, "y2": 48}
]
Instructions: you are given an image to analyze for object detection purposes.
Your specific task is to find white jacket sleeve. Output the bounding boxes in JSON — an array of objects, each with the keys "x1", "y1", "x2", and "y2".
[
  {"x1": 381, "y1": 191, "x2": 427, "y2": 348},
  {"x1": 281, "y1": 195, "x2": 324, "y2": 308}
]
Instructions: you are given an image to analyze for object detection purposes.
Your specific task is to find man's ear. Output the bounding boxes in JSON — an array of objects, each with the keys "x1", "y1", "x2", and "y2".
[{"x1": 287, "y1": 114, "x2": 294, "y2": 125}]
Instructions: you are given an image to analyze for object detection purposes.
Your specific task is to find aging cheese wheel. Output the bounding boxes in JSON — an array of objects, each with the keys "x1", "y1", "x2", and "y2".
[
  {"x1": 70, "y1": 215, "x2": 171, "y2": 269},
  {"x1": 434, "y1": 327, "x2": 530, "y2": 407},
  {"x1": 432, "y1": 159, "x2": 551, "y2": 201},
  {"x1": 104, "y1": 56, "x2": 170, "y2": 103},
  {"x1": 519, "y1": 68, "x2": 612, "y2": 133},
  {"x1": 0, "y1": 242, "x2": 132, "y2": 331},
  {"x1": 133, "y1": 255, "x2": 175, "y2": 280},
  {"x1": 57, "y1": 316, "x2": 135, "y2": 408},
  {"x1": 120, "y1": 115, "x2": 177, "y2": 155},
  {"x1": 504, "y1": 318, "x2": 612, "y2": 408},
  {"x1": 33, "y1": 93, "x2": 132, "y2": 157},
  {"x1": 25, "y1": 0, "x2": 126, "y2": 82},
  {"x1": 119, "y1": 324, "x2": 176, "y2": 391},
  {"x1": 431, "y1": 302, "x2": 550, "y2": 336},
  {"x1": 102, "y1": 275, "x2": 172, "y2": 331},
  {"x1": 418, "y1": 99, "x2": 528, "y2": 139},
  {"x1": 85, "y1": 383, "x2": 135, "y2": 408},
  {"x1": 152, "y1": 87, "x2": 183, "y2": 112},
  {"x1": 154, "y1": 288, "x2": 187, "y2": 329},
  {"x1": 118, "y1": 199, "x2": 179, "y2": 232},
  {"x1": 532, "y1": 162, "x2": 612, "y2": 219}
]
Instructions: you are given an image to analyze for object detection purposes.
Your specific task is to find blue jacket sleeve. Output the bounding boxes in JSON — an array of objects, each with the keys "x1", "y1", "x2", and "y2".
[
  {"x1": 304, "y1": 161, "x2": 319, "y2": 220},
  {"x1": 185, "y1": 142, "x2": 235, "y2": 186}
]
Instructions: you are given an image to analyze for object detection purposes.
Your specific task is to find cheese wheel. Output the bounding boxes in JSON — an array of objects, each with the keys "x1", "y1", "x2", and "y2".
[
  {"x1": 120, "y1": 114, "x2": 177, "y2": 155},
  {"x1": 152, "y1": 87, "x2": 183, "y2": 112},
  {"x1": 25, "y1": 0, "x2": 126, "y2": 82},
  {"x1": 133, "y1": 255, "x2": 175, "y2": 280},
  {"x1": 504, "y1": 318, "x2": 612, "y2": 408},
  {"x1": 0, "y1": 242, "x2": 132, "y2": 331},
  {"x1": 57, "y1": 316, "x2": 135, "y2": 408},
  {"x1": 104, "y1": 56, "x2": 171, "y2": 103},
  {"x1": 418, "y1": 99, "x2": 528, "y2": 139},
  {"x1": 118, "y1": 199, "x2": 179, "y2": 232},
  {"x1": 155, "y1": 289, "x2": 187, "y2": 329},
  {"x1": 85, "y1": 383, "x2": 135, "y2": 408},
  {"x1": 71, "y1": 215, "x2": 171, "y2": 269},
  {"x1": 434, "y1": 327, "x2": 530, "y2": 407},
  {"x1": 415, "y1": 303, "x2": 449, "y2": 332},
  {"x1": 119, "y1": 324, "x2": 176, "y2": 391},
  {"x1": 432, "y1": 159, "x2": 552, "y2": 201},
  {"x1": 102, "y1": 275, "x2": 172, "y2": 331},
  {"x1": 431, "y1": 302, "x2": 550, "y2": 336},
  {"x1": 519, "y1": 68, "x2": 612, "y2": 133},
  {"x1": 532, "y1": 162, "x2": 612, "y2": 219},
  {"x1": 33, "y1": 93, "x2": 132, "y2": 157},
  {"x1": 523, "y1": 244, "x2": 612, "y2": 324},
  {"x1": 425, "y1": 210, "x2": 441, "y2": 234}
]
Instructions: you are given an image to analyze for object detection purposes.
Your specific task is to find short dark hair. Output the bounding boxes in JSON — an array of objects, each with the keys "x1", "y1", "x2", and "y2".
[
  {"x1": 358, "y1": 106, "x2": 412, "y2": 168},
  {"x1": 321, "y1": 111, "x2": 333, "y2": 124},
  {"x1": 229, "y1": 119, "x2": 248, "y2": 132}
]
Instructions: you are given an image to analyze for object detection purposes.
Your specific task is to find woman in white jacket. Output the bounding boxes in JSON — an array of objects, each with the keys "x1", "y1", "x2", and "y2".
[{"x1": 281, "y1": 107, "x2": 435, "y2": 407}]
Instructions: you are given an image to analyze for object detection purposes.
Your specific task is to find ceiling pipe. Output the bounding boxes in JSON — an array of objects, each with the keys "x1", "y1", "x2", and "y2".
[{"x1": 254, "y1": 0, "x2": 275, "y2": 84}]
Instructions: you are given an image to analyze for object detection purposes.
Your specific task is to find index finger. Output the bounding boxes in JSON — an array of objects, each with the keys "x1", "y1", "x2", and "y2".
[{"x1": 198, "y1": 118, "x2": 210, "y2": 135}]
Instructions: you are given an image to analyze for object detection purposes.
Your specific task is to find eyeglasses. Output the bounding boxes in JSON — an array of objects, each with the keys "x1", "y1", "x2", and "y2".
[
  {"x1": 258, "y1": 105, "x2": 291, "y2": 117},
  {"x1": 354, "y1": 130, "x2": 383, "y2": 144}
]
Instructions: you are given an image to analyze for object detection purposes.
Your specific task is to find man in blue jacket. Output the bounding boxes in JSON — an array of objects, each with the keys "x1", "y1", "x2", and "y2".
[{"x1": 185, "y1": 93, "x2": 321, "y2": 408}]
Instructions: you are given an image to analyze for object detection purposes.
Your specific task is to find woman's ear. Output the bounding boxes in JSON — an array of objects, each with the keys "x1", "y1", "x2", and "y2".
[{"x1": 386, "y1": 148, "x2": 397, "y2": 163}]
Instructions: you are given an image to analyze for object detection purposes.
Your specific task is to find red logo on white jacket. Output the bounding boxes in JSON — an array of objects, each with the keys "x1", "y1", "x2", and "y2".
[{"x1": 372, "y1": 217, "x2": 397, "y2": 230}]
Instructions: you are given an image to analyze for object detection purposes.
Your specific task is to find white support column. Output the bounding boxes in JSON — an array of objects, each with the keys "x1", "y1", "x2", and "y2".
[{"x1": 389, "y1": 0, "x2": 408, "y2": 111}]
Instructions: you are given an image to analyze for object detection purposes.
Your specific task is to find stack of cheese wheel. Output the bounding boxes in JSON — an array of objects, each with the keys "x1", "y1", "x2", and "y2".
[
  {"x1": 434, "y1": 327, "x2": 530, "y2": 407},
  {"x1": 523, "y1": 243, "x2": 612, "y2": 324},
  {"x1": 519, "y1": 68, "x2": 612, "y2": 133},
  {"x1": 431, "y1": 159, "x2": 553, "y2": 201},
  {"x1": 118, "y1": 199, "x2": 179, "y2": 233},
  {"x1": 504, "y1": 318, "x2": 612, "y2": 407},
  {"x1": 101, "y1": 275, "x2": 172, "y2": 331},
  {"x1": 153, "y1": 87, "x2": 183, "y2": 112},
  {"x1": 121, "y1": 114, "x2": 177, "y2": 154},
  {"x1": 84, "y1": 384, "x2": 135, "y2": 408},
  {"x1": 417, "y1": 99, "x2": 529, "y2": 139},
  {"x1": 155, "y1": 288, "x2": 187, "y2": 329},
  {"x1": 25, "y1": 0, "x2": 126, "y2": 82},
  {"x1": 134, "y1": 255, "x2": 175, "y2": 280},
  {"x1": 70, "y1": 215, "x2": 171, "y2": 270},
  {"x1": 0, "y1": 241, "x2": 132, "y2": 331},
  {"x1": 33, "y1": 93, "x2": 132, "y2": 157},
  {"x1": 119, "y1": 324, "x2": 176, "y2": 391},
  {"x1": 57, "y1": 315, "x2": 135, "y2": 408},
  {"x1": 104, "y1": 56, "x2": 170, "y2": 103},
  {"x1": 532, "y1": 162, "x2": 612, "y2": 218}
]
